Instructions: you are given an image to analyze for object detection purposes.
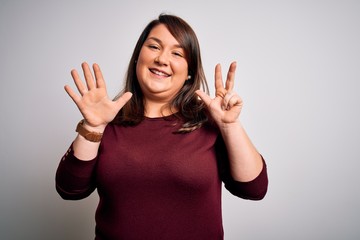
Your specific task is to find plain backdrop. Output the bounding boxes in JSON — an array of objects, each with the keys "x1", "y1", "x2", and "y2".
[{"x1": 1, "y1": 0, "x2": 359, "y2": 239}]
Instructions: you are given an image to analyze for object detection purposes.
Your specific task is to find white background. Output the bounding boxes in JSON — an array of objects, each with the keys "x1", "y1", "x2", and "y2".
[{"x1": 1, "y1": 0, "x2": 359, "y2": 239}]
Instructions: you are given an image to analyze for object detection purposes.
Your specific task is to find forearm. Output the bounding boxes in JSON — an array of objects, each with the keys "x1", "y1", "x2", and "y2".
[
  {"x1": 219, "y1": 121, "x2": 263, "y2": 182},
  {"x1": 55, "y1": 121, "x2": 104, "y2": 200},
  {"x1": 72, "y1": 122, "x2": 106, "y2": 160},
  {"x1": 56, "y1": 144, "x2": 98, "y2": 200}
]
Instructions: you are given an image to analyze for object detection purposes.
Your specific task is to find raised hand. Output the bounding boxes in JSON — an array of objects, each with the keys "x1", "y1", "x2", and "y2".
[
  {"x1": 196, "y1": 61, "x2": 243, "y2": 126},
  {"x1": 65, "y1": 62, "x2": 132, "y2": 129}
]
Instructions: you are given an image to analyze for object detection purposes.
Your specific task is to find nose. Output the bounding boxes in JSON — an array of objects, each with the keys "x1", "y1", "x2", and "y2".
[{"x1": 154, "y1": 51, "x2": 169, "y2": 66}]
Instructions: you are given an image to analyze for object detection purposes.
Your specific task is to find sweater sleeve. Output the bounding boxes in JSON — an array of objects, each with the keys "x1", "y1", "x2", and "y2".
[
  {"x1": 215, "y1": 136, "x2": 268, "y2": 200},
  {"x1": 55, "y1": 144, "x2": 98, "y2": 200}
]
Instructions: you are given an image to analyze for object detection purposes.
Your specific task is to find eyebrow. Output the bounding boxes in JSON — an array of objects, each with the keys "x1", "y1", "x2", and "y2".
[{"x1": 146, "y1": 37, "x2": 183, "y2": 49}]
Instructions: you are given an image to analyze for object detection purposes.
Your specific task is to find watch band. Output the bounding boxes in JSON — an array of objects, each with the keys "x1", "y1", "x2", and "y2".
[{"x1": 76, "y1": 120, "x2": 103, "y2": 142}]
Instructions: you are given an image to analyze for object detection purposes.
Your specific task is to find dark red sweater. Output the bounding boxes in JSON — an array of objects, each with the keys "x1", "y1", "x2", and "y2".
[{"x1": 56, "y1": 116, "x2": 268, "y2": 239}]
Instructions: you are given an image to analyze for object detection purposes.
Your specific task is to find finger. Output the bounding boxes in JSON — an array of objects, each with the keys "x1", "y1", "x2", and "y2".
[
  {"x1": 225, "y1": 61, "x2": 237, "y2": 91},
  {"x1": 71, "y1": 69, "x2": 87, "y2": 96},
  {"x1": 223, "y1": 92, "x2": 242, "y2": 110},
  {"x1": 82, "y1": 62, "x2": 96, "y2": 90},
  {"x1": 229, "y1": 96, "x2": 243, "y2": 109},
  {"x1": 114, "y1": 92, "x2": 133, "y2": 110},
  {"x1": 93, "y1": 63, "x2": 106, "y2": 89},
  {"x1": 195, "y1": 90, "x2": 212, "y2": 106},
  {"x1": 222, "y1": 91, "x2": 235, "y2": 108},
  {"x1": 64, "y1": 85, "x2": 81, "y2": 105},
  {"x1": 215, "y1": 64, "x2": 224, "y2": 91},
  {"x1": 214, "y1": 64, "x2": 228, "y2": 98}
]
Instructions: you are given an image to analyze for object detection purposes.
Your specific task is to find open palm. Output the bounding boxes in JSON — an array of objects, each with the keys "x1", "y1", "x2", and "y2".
[{"x1": 65, "y1": 62, "x2": 132, "y2": 128}]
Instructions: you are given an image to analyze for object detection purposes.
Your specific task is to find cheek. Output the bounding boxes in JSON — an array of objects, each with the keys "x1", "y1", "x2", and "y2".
[
  {"x1": 137, "y1": 47, "x2": 151, "y2": 65},
  {"x1": 136, "y1": 51, "x2": 148, "y2": 77},
  {"x1": 174, "y1": 61, "x2": 188, "y2": 78}
]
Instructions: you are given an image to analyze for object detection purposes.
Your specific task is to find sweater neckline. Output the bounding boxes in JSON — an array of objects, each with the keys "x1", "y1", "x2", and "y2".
[{"x1": 144, "y1": 113, "x2": 177, "y2": 121}]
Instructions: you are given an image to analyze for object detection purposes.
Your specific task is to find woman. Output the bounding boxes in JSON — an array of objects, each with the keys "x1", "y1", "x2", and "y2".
[{"x1": 56, "y1": 14, "x2": 268, "y2": 239}]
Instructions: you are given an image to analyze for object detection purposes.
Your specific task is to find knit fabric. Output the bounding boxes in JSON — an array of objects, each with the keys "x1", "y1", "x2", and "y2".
[{"x1": 56, "y1": 116, "x2": 268, "y2": 239}]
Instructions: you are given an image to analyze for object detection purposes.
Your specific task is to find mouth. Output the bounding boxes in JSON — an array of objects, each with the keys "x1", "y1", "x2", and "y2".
[{"x1": 149, "y1": 68, "x2": 171, "y2": 78}]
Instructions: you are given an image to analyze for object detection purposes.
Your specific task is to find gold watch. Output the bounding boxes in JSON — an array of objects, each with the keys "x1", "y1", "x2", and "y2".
[{"x1": 76, "y1": 120, "x2": 103, "y2": 142}]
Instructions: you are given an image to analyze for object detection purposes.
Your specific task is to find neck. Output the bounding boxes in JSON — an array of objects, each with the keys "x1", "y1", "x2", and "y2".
[{"x1": 144, "y1": 99, "x2": 176, "y2": 118}]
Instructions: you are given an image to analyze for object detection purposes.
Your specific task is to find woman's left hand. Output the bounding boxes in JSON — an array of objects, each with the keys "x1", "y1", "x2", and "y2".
[{"x1": 196, "y1": 61, "x2": 243, "y2": 126}]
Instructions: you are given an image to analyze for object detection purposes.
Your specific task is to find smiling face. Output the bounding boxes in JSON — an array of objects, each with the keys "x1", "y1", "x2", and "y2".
[{"x1": 136, "y1": 24, "x2": 188, "y2": 105}]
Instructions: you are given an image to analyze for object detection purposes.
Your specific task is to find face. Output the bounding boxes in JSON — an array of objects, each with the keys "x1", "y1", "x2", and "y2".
[{"x1": 136, "y1": 24, "x2": 188, "y2": 103}]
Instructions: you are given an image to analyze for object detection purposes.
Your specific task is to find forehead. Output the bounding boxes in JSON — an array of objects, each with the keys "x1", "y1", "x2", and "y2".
[{"x1": 147, "y1": 24, "x2": 181, "y2": 47}]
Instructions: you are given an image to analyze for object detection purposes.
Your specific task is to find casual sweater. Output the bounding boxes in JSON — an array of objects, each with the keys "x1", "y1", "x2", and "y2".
[{"x1": 56, "y1": 115, "x2": 268, "y2": 239}]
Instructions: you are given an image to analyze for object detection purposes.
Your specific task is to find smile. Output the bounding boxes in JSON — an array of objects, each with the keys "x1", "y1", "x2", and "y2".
[{"x1": 149, "y1": 68, "x2": 171, "y2": 77}]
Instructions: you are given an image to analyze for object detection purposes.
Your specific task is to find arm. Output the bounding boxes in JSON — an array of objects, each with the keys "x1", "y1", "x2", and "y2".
[
  {"x1": 215, "y1": 134, "x2": 268, "y2": 200},
  {"x1": 56, "y1": 62, "x2": 132, "y2": 199},
  {"x1": 55, "y1": 144, "x2": 98, "y2": 200},
  {"x1": 219, "y1": 121, "x2": 263, "y2": 182},
  {"x1": 196, "y1": 62, "x2": 268, "y2": 196}
]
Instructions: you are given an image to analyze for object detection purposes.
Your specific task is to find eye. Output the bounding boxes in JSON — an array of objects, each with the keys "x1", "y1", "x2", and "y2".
[
  {"x1": 148, "y1": 44, "x2": 160, "y2": 50},
  {"x1": 172, "y1": 51, "x2": 184, "y2": 58}
]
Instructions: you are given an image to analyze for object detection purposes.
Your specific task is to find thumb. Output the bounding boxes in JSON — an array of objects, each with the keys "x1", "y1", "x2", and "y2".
[
  {"x1": 195, "y1": 90, "x2": 211, "y2": 106},
  {"x1": 114, "y1": 92, "x2": 133, "y2": 110}
]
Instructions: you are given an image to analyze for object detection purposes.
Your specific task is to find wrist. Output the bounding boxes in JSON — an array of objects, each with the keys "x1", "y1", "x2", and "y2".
[
  {"x1": 76, "y1": 120, "x2": 105, "y2": 142},
  {"x1": 82, "y1": 120, "x2": 107, "y2": 132},
  {"x1": 218, "y1": 121, "x2": 245, "y2": 139},
  {"x1": 219, "y1": 120, "x2": 241, "y2": 131}
]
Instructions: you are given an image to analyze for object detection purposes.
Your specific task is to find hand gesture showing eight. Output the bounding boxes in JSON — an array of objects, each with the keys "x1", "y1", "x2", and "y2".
[
  {"x1": 196, "y1": 62, "x2": 243, "y2": 127},
  {"x1": 65, "y1": 61, "x2": 241, "y2": 129},
  {"x1": 65, "y1": 62, "x2": 132, "y2": 129}
]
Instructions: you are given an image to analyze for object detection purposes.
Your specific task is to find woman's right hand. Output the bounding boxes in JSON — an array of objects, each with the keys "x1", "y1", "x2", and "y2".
[{"x1": 64, "y1": 62, "x2": 132, "y2": 130}]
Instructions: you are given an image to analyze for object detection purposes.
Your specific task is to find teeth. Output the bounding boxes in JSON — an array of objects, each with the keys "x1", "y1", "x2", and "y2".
[{"x1": 151, "y1": 69, "x2": 169, "y2": 77}]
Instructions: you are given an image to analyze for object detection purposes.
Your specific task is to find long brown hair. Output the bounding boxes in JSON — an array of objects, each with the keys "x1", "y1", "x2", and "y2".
[{"x1": 113, "y1": 14, "x2": 209, "y2": 133}]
